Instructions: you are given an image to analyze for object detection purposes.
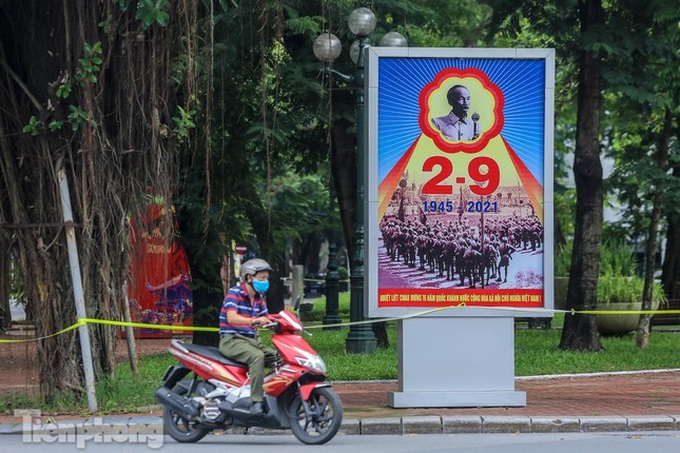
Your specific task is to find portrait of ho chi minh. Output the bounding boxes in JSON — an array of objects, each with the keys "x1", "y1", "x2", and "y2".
[{"x1": 431, "y1": 84, "x2": 480, "y2": 141}]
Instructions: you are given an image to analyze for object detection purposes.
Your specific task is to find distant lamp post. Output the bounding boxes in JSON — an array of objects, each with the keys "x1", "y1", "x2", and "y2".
[
  {"x1": 380, "y1": 31, "x2": 408, "y2": 47},
  {"x1": 313, "y1": 7, "x2": 407, "y2": 353}
]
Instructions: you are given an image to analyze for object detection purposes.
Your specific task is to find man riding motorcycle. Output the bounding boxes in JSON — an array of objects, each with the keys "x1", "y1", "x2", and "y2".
[{"x1": 218, "y1": 258, "x2": 278, "y2": 415}]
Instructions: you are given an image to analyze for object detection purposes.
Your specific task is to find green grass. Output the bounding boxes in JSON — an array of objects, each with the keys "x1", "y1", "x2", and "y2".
[
  {"x1": 515, "y1": 327, "x2": 680, "y2": 375},
  {"x1": 95, "y1": 354, "x2": 179, "y2": 414},
  {"x1": 302, "y1": 326, "x2": 399, "y2": 380},
  {"x1": 3, "y1": 304, "x2": 680, "y2": 415}
]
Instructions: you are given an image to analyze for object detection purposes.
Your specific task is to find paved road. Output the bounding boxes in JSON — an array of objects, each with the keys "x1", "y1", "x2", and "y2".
[{"x1": 2, "y1": 431, "x2": 680, "y2": 452}]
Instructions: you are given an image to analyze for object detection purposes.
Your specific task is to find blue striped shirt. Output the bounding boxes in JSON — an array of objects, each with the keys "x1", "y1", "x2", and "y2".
[{"x1": 219, "y1": 282, "x2": 268, "y2": 336}]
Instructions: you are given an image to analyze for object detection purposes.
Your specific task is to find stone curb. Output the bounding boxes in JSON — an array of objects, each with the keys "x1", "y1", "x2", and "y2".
[
  {"x1": 3, "y1": 415, "x2": 680, "y2": 436},
  {"x1": 354, "y1": 415, "x2": 680, "y2": 435}
]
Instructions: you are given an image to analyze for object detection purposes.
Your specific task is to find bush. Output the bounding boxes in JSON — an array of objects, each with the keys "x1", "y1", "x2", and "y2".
[
  {"x1": 554, "y1": 242, "x2": 572, "y2": 277},
  {"x1": 597, "y1": 275, "x2": 666, "y2": 306},
  {"x1": 555, "y1": 239, "x2": 639, "y2": 278},
  {"x1": 599, "y1": 239, "x2": 637, "y2": 277},
  {"x1": 337, "y1": 266, "x2": 349, "y2": 280}
]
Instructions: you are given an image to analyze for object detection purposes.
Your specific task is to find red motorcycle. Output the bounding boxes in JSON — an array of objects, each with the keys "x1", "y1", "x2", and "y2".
[{"x1": 155, "y1": 309, "x2": 343, "y2": 445}]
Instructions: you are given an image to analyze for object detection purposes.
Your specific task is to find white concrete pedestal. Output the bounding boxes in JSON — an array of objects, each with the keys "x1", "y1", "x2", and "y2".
[{"x1": 389, "y1": 316, "x2": 526, "y2": 408}]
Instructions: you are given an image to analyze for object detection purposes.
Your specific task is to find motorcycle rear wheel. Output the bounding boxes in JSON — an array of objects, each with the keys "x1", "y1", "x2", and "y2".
[
  {"x1": 289, "y1": 386, "x2": 343, "y2": 445},
  {"x1": 163, "y1": 382, "x2": 210, "y2": 443}
]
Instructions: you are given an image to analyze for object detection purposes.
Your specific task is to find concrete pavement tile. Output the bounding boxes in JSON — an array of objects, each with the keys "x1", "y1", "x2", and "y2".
[
  {"x1": 0, "y1": 423, "x2": 23, "y2": 434},
  {"x1": 340, "y1": 418, "x2": 360, "y2": 435},
  {"x1": 78, "y1": 417, "x2": 129, "y2": 435},
  {"x1": 401, "y1": 416, "x2": 442, "y2": 434},
  {"x1": 125, "y1": 417, "x2": 162, "y2": 435},
  {"x1": 360, "y1": 417, "x2": 401, "y2": 435},
  {"x1": 31, "y1": 419, "x2": 79, "y2": 436},
  {"x1": 579, "y1": 415, "x2": 629, "y2": 432},
  {"x1": 442, "y1": 416, "x2": 482, "y2": 434},
  {"x1": 530, "y1": 416, "x2": 580, "y2": 433},
  {"x1": 671, "y1": 415, "x2": 680, "y2": 429},
  {"x1": 126, "y1": 416, "x2": 163, "y2": 426},
  {"x1": 626, "y1": 415, "x2": 676, "y2": 431},
  {"x1": 20, "y1": 419, "x2": 79, "y2": 443},
  {"x1": 482, "y1": 416, "x2": 532, "y2": 433}
]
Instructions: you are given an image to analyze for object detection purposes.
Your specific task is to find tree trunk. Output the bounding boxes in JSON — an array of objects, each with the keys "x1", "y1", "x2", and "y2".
[
  {"x1": 0, "y1": 1, "x2": 193, "y2": 402},
  {"x1": 661, "y1": 148, "x2": 680, "y2": 308},
  {"x1": 190, "y1": 287, "x2": 221, "y2": 347},
  {"x1": 302, "y1": 233, "x2": 325, "y2": 275},
  {"x1": 0, "y1": 236, "x2": 10, "y2": 329},
  {"x1": 637, "y1": 107, "x2": 672, "y2": 348},
  {"x1": 559, "y1": 0, "x2": 604, "y2": 351},
  {"x1": 372, "y1": 321, "x2": 389, "y2": 348},
  {"x1": 175, "y1": 186, "x2": 227, "y2": 348},
  {"x1": 662, "y1": 217, "x2": 680, "y2": 302},
  {"x1": 331, "y1": 121, "x2": 357, "y2": 263},
  {"x1": 661, "y1": 218, "x2": 680, "y2": 300}
]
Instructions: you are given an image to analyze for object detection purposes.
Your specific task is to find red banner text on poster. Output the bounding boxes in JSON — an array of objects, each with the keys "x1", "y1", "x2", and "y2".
[{"x1": 378, "y1": 288, "x2": 543, "y2": 308}]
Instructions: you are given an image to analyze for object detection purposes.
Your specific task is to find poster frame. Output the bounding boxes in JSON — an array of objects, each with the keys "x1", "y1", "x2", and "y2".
[{"x1": 365, "y1": 47, "x2": 555, "y2": 319}]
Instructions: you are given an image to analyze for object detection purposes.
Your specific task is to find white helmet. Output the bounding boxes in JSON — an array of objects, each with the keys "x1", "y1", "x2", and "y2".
[{"x1": 240, "y1": 258, "x2": 273, "y2": 281}]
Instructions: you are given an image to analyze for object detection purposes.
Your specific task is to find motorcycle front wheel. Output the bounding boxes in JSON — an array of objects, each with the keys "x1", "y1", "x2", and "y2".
[
  {"x1": 289, "y1": 386, "x2": 343, "y2": 445},
  {"x1": 163, "y1": 381, "x2": 210, "y2": 443}
]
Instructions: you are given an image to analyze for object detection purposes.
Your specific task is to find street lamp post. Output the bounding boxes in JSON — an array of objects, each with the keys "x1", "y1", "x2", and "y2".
[
  {"x1": 322, "y1": 241, "x2": 342, "y2": 329},
  {"x1": 313, "y1": 8, "x2": 407, "y2": 353}
]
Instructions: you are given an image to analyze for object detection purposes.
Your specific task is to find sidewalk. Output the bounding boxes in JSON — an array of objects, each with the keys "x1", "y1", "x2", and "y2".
[
  {"x1": 332, "y1": 369, "x2": 680, "y2": 433},
  {"x1": 2, "y1": 369, "x2": 680, "y2": 435}
]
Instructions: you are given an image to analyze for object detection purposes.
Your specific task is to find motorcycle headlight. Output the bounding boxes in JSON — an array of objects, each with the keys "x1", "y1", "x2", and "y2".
[{"x1": 296, "y1": 355, "x2": 327, "y2": 374}]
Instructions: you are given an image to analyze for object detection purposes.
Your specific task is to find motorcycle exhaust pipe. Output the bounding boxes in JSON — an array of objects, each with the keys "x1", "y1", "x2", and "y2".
[{"x1": 155, "y1": 386, "x2": 201, "y2": 419}]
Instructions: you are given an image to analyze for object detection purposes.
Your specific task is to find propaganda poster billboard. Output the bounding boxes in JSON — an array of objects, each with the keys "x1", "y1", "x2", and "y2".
[{"x1": 366, "y1": 48, "x2": 555, "y2": 317}]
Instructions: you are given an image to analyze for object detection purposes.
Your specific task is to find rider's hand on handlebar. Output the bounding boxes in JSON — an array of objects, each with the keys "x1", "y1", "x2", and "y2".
[
  {"x1": 261, "y1": 320, "x2": 278, "y2": 329},
  {"x1": 251, "y1": 316, "x2": 269, "y2": 327}
]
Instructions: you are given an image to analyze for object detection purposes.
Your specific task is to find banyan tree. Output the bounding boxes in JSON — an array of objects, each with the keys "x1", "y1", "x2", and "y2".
[{"x1": 0, "y1": 1, "x2": 203, "y2": 401}]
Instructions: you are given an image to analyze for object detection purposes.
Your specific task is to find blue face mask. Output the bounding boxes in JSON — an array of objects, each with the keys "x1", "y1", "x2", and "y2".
[{"x1": 252, "y1": 279, "x2": 269, "y2": 294}]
